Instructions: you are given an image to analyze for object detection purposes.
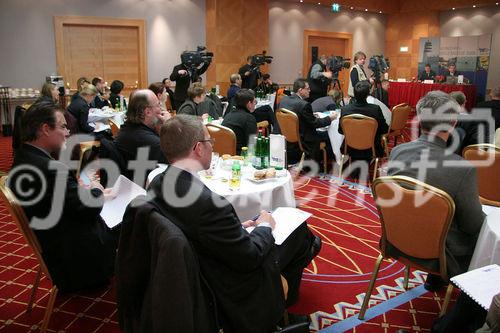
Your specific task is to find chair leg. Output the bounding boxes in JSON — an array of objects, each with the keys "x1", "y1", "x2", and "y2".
[
  {"x1": 440, "y1": 284, "x2": 454, "y2": 317},
  {"x1": 372, "y1": 157, "x2": 379, "y2": 183},
  {"x1": 403, "y1": 265, "x2": 410, "y2": 290},
  {"x1": 26, "y1": 267, "x2": 42, "y2": 313},
  {"x1": 295, "y1": 152, "x2": 305, "y2": 179},
  {"x1": 322, "y1": 147, "x2": 327, "y2": 174},
  {"x1": 39, "y1": 285, "x2": 58, "y2": 333},
  {"x1": 394, "y1": 136, "x2": 398, "y2": 146},
  {"x1": 338, "y1": 154, "x2": 345, "y2": 182},
  {"x1": 358, "y1": 254, "x2": 384, "y2": 320}
]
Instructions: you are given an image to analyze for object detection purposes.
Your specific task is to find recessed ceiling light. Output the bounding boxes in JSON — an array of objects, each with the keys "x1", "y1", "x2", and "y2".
[
  {"x1": 379, "y1": 10, "x2": 382, "y2": 13},
  {"x1": 365, "y1": 8, "x2": 368, "y2": 11},
  {"x1": 299, "y1": 0, "x2": 303, "y2": 2},
  {"x1": 473, "y1": 4, "x2": 476, "y2": 7},
  {"x1": 318, "y1": 2, "x2": 321, "y2": 4},
  {"x1": 452, "y1": 7, "x2": 455, "y2": 10},
  {"x1": 350, "y1": 6, "x2": 354, "y2": 9}
]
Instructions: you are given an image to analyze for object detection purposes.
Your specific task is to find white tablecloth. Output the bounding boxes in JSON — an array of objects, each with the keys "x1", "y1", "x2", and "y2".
[
  {"x1": 147, "y1": 164, "x2": 296, "y2": 221},
  {"x1": 469, "y1": 206, "x2": 500, "y2": 270},
  {"x1": 316, "y1": 111, "x2": 344, "y2": 165},
  {"x1": 256, "y1": 93, "x2": 276, "y2": 111}
]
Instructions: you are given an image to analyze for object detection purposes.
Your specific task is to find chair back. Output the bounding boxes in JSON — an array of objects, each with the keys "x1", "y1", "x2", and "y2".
[
  {"x1": 0, "y1": 176, "x2": 53, "y2": 282},
  {"x1": 206, "y1": 123, "x2": 237, "y2": 156},
  {"x1": 389, "y1": 103, "x2": 411, "y2": 135},
  {"x1": 12, "y1": 106, "x2": 27, "y2": 151},
  {"x1": 463, "y1": 144, "x2": 500, "y2": 206},
  {"x1": 372, "y1": 176, "x2": 455, "y2": 279},
  {"x1": 275, "y1": 88, "x2": 286, "y2": 106},
  {"x1": 276, "y1": 108, "x2": 303, "y2": 151},
  {"x1": 257, "y1": 120, "x2": 269, "y2": 136},
  {"x1": 165, "y1": 93, "x2": 174, "y2": 112},
  {"x1": 109, "y1": 118, "x2": 120, "y2": 137},
  {"x1": 340, "y1": 114, "x2": 378, "y2": 155}
]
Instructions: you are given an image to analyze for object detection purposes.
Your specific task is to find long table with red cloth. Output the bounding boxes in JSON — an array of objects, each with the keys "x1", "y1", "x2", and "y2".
[{"x1": 389, "y1": 82, "x2": 477, "y2": 111}]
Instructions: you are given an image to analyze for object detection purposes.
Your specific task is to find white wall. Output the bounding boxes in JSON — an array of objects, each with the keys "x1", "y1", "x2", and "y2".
[
  {"x1": 268, "y1": 1, "x2": 386, "y2": 85},
  {"x1": 0, "y1": 0, "x2": 205, "y2": 88},
  {"x1": 440, "y1": 6, "x2": 500, "y2": 90}
]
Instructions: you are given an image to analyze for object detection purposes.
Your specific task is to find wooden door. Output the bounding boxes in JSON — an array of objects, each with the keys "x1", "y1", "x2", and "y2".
[{"x1": 303, "y1": 31, "x2": 352, "y2": 97}]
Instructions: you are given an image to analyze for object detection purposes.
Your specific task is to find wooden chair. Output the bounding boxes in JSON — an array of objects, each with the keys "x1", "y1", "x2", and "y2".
[
  {"x1": 165, "y1": 93, "x2": 174, "y2": 112},
  {"x1": 276, "y1": 108, "x2": 328, "y2": 174},
  {"x1": 109, "y1": 118, "x2": 120, "y2": 137},
  {"x1": 275, "y1": 88, "x2": 286, "y2": 107},
  {"x1": 382, "y1": 103, "x2": 411, "y2": 156},
  {"x1": 0, "y1": 176, "x2": 58, "y2": 333},
  {"x1": 257, "y1": 120, "x2": 269, "y2": 136},
  {"x1": 463, "y1": 144, "x2": 500, "y2": 206},
  {"x1": 206, "y1": 123, "x2": 236, "y2": 156},
  {"x1": 358, "y1": 175, "x2": 455, "y2": 320},
  {"x1": 77, "y1": 140, "x2": 101, "y2": 180},
  {"x1": 339, "y1": 114, "x2": 379, "y2": 182}
]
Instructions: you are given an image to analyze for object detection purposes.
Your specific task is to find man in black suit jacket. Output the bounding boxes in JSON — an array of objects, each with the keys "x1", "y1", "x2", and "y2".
[
  {"x1": 444, "y1": 63, "x2": 460, "y2": 81},
  {"x1": 169, "y1": 59, "x2": 210, "y2": 110},
  {"x1": 238, "y1": 56, "x2": 259, "y2": 90},
  {"x1": 339, "y1": 80, "x2": 389, "y2": 160},
  {"x1": 418, "y1": 64, "x2": 436, "y2": 82},
  {"x1": 151, "y1": 115, "x2": 320, "y2": 333},
  {"x1": 476, "y1": 86, "x2": 500, "y2": 131},
  {"x1": 279, "y1": 78, "x2": 336, "y2": 163},
  {"x1": 8, "y1": 101, "x2": 117, "y2": 293},
  {"x1": 115, "y1": 89, "x2": 170, "y2": 184}
]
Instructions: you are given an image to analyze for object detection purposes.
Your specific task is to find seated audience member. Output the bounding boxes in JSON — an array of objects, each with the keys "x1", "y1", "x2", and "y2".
[
  {"x1": 67, "y1": 84, "x2": 98, "y2": 134},
  {"x1": 222, "y1": 89, "x2": 258, "y2": 154},
  {"x1": 447, "y1": 91, "x2": 491, "y2": 155},
  {"x1": 418, "y1": 63, "x2": 436, "y2": 82},
  {"x1": 199, "y1": 89, "x2": 224, "y2": 119},
  {"x1": 257, "y1": 73, "x2": 279, "y2": 95},
  {"x1": 115, "y1": 89, "x2": 169, "y2": 182},
  {"x1": 101, "y1": 86, "x2": 111, "y2": 108},
  {"x1": 227, "y1": 73, "x2": 242, "y2": 101},
  {"x1": 388, "y1": 90, "x2": 484, "y2": 287},
  {"x1": 177, "y1": 84, "x2": 207, "y2": 117},
  {"x1": 71, "y1": 77, "x2": 90, "y2": 102},
  {"x1": 162, "y1": 77, "x2": 175, "y2": 100},
  {"x1": 280, "y1": 78, "x2": 336, "y2": 163},
  {"x1": 91, "y1": 76, "x2": 106, "y2": 108},
  {"x1": 339, "y1": 80, "x2": 388, "y2": 160},
  {"x1": 36, "y1": 82, "x2": 60, "y2": 105},
  {"x1": 148, "y1": 81, "x2": 168, "y2": 113},
  {"x1": 477, "y1": 86, "x2": 500, "y2": 131},
  {"x1": 8, "y1": 101, "x2": 117, "y2": 292},
  {"x1": 311, "y1": 89, "x2": 342, "y2": 112},
  {"x1": 151, "y1": 114, "x2": 321, "y2": 332},
  {"x1": 109, "y1": 80, "x2": 127, "y2": 110}
]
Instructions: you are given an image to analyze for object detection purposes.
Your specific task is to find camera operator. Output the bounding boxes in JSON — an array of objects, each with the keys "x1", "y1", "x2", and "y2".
[
  {"x1": 348, "y1": 51, "x2": 373, "y2": 100},
  {"x1": 238, "y1": 56, "x2": 259, "y2": 90},
  {"x1": 169, "y1": 54, "x2": 210, "y2": 110},
  {"x1": 307, "y1": 55, "x2": 332, "y2": 103}
]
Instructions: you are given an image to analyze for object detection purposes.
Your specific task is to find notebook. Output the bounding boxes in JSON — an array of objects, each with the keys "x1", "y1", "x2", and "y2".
[{"x1": 450, "y1": 264, "x2": 500, "y2": 310}]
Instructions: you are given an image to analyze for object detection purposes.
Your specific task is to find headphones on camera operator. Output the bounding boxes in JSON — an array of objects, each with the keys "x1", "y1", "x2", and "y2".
[{"x1": 180, "y1": 46, "x2": 214, "y2": 83}]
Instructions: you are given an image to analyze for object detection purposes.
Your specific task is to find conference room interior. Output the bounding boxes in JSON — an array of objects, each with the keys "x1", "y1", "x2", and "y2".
[{"x1": 1, "y1": 0, "x2": 500, "y2": 332}]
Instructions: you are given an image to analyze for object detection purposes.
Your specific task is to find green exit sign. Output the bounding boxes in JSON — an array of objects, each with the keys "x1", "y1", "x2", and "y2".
[{"x1": 331, "y1": 3, "x2": 341, "y2": 12}]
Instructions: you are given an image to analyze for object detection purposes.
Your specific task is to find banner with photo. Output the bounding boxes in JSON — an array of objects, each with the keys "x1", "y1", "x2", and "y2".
[{"x1": 418, "y1": 34, "x2": 491, "y2": 97}]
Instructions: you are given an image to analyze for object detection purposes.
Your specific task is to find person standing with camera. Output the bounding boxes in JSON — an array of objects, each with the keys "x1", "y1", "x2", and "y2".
[
  {"x1": 307, "y1": 55, "x2": 332, "y2": 103},
  {"x1": 238, "y1": 56, "x2": 259, "y2": 90},
  {"x1": 169, "y1": 58, "x2": 210, "y2": 111},
  {"x1": 348, "y1": 51, "x2": 373, "y2": 100}
]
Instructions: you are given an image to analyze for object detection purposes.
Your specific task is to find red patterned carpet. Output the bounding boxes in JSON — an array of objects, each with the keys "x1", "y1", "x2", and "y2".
[{"x1": 0, "y1": 122, "x2": 456, "y2": 333}]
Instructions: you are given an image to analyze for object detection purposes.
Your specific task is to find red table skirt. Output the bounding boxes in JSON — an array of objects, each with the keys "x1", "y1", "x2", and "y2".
[{"x1": 388, "y1": 82, "x2": 477, "y2": 111}]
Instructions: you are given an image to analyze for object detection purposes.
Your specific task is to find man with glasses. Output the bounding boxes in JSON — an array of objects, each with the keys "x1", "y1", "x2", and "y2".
[
  {"x1": 148, "y1": 115, "x2": 320, "y2": 333},
  {"x1": 9, "y1": 101, "x2": 117, "y2": 293},
  {"x1": 279, "y1": 78, "x2": 336, "y2": 164},
  {"x1": 116, "y1": 89, "x2": 170, "y2": 182}
]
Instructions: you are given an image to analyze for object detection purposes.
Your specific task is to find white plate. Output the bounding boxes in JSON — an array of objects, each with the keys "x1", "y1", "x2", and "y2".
[{"x1": 247, "y1": 176, "x2": 277, "y2": 183}]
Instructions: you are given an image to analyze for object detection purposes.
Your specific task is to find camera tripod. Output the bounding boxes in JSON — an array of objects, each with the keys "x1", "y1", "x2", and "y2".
[{"x1": 330, "y1": 76, "x2": 346, "y2": 107}]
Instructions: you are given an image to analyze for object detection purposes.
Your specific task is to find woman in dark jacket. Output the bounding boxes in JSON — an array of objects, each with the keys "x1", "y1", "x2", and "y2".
[
  {"x1": 67, "y1": 84, "x2": 97, "y2": 134},
  {"x1": 109, "y1": 80, "x2": 127, "y2": 110}
]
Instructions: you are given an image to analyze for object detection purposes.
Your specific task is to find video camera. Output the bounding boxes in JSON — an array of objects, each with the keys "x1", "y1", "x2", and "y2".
[
  {"x1": 250, "y1": 51, "x2": 273, "y2": 68},
  {"x1": 181, "y1": 46, "x2": 214, "y2": 69},
  {"x1": 326, "y1": 56, "x2": 350, "y2": 77},
  {"x1": 368, "y1": 55, "x2": 390, "y2": 74}
]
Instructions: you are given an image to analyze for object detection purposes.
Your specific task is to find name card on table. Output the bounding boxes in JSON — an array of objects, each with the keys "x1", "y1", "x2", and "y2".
[
  {"x1": 397, "y1": 78, "x2": 407, "y2": 82},
  {"x1": 458, "y1": 75, "x2": 464, "y2": 84},
  {"x1": 270, "y1": 134, "x2": 286, "y2": 169},
  {"x1": 423, "y1": 80, "x2": 434, "y2": 84}
]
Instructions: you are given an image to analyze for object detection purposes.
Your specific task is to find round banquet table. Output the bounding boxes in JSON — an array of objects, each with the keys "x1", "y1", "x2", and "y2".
[
  {"x1": 147, "y1": 163, "x2": 296, "y2": 221},
  {"x1": 469, "y1": 207, "x2": 500, "y2": 270}
]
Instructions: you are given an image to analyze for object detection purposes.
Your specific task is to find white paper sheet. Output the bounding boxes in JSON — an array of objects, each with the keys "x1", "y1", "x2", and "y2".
[
  {"x1": 246, "y1": 207, "x2": 312, "y2": 245},
  {"x1": 100, "y1": 175, "x2": 146, "y2": 228}
]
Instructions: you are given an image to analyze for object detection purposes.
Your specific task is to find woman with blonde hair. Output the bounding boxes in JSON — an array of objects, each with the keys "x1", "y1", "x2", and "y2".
[
  {"x1": 36, "y1": 82, "x2": 60, "y2": 104},
  {"x1": 67, "y1": 84, "x2": 98, "y2": 133}
]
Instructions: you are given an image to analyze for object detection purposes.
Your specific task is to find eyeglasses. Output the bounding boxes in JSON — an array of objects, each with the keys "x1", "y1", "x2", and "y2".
[{"x1": 193, "y1": 137, "x2": 215, "y2": 150}]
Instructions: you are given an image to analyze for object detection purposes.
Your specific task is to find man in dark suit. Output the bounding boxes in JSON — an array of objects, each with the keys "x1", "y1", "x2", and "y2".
[
  {"x1": 91, "y1": 76, "x2": 107, "y2": 108},
  {"x1": 222, "y1": 89, "x2": 257, "y2": 154},
  {"x1": 279, "y1": 78, "x2": 336, "y2": 163},
  {"x1": 169, "y1": 59, "x2": 210, "y2": 110},
  {"x1": 444, "y1": 63, "x2": 460, "y2": 81},
  {"x1": 339, "y1": 80, "x2": 389, "y2": 159},
  {"x1": 115, "y1": 89, "x2": 170, "y2": 184},
  {"x1": 8, "y1": 101, "x2": 117, "y2": 293},
  {"x1": 226, "y1": 73, "x2": 242, "y2": 101},
  {"x1": 388, "y1": 90, "x2": 484, "y2": 280},
  {"x1": 418, "y1": 63, "x2": 436, "y2": 82},
  {"x1": 477, "y1": 86, "x2": 500, "y2": 131},
  {"x1": 151, "y1": 114, "x2": 320, "y2": 333}
]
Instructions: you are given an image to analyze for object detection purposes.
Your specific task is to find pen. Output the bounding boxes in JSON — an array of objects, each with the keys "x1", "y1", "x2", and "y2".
[{"x1": 251, "y1": 210, "x2": 272, "y2": 221}]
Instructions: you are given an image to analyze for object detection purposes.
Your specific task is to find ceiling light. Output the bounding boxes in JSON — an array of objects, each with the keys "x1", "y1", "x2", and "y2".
[
  {"x1": 300, "y1": 0, "x2": 303, "y2": 2},
  {"x1": 318, "y1": 2, "x2": 321, "y2": 4},
  {"x1": 452, "y1": 7, "x2": 455, "y2": 10},
  {"x1": 365, "y1": 8, "x2": 368, "y2": 11},
  {"x1": 350, "y1": 6, "x2": 354, "y2": 9},
  {"x1": 379, "y1": 10, "x2": 382, "y2": 13},
  {"x1": 473, "y1": 4, "x2": 476, "y2": 7}
]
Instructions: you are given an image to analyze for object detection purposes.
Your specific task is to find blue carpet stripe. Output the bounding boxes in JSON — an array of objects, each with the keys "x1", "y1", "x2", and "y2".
[{"x1": 317, "y1": 285, "x2": 428, "y2": 333}]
